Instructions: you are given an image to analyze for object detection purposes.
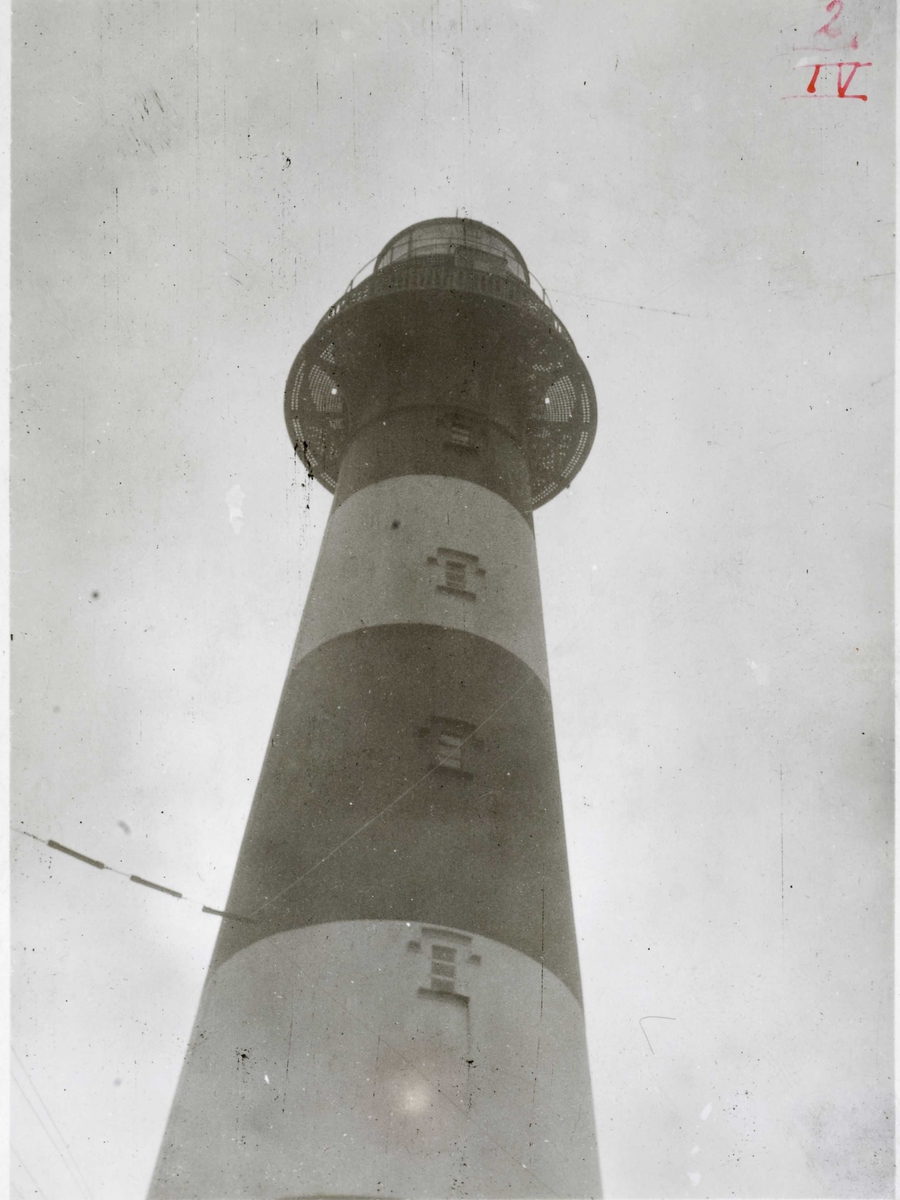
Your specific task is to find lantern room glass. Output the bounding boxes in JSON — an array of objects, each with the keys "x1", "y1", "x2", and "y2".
[{"x1": 374, "y1": 219, "x2": 530, "y2": 284}]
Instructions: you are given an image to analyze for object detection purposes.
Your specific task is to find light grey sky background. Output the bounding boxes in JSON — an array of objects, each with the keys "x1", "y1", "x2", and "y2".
[{"x1": 12, "y1": 1, "x2": 893, "y2": 1197}]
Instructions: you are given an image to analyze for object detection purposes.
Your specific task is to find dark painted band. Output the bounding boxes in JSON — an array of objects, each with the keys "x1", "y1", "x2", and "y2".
[
  {"x1": 211, "y1": 623, "x2": 583, "y2": 1003},
  {"x1": 333, "y1": 406, "x2": 534, "y2": 522}
]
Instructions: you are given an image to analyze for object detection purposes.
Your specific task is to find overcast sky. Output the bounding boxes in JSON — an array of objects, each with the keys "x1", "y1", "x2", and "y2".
[{"x1": 12, "y1": 1, "x2": 893, "y2": 1197}]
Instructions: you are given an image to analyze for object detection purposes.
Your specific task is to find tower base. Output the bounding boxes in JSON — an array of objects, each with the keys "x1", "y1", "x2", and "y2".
[{"x1": 150, "y1": 921, "x2": 600, "y2": 1199}]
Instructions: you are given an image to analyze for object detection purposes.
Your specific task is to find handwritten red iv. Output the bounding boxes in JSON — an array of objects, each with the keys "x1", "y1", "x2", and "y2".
[
  {"x1": 784, "y1": 0, "x2": 868, "y2": 99},
  {"x1": 804, "y1": 61, "x2": 870, "y2": 99}
]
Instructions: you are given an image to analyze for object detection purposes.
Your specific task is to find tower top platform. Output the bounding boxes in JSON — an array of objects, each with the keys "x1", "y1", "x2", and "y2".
[{"x1": 285, "y1": 217, "x2": 597, "y2": 508}]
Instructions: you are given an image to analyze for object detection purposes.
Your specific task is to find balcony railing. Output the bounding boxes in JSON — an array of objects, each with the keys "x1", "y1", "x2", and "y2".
[{"x1": 318, "y1": 255, "x2": 570, "y2": 344}]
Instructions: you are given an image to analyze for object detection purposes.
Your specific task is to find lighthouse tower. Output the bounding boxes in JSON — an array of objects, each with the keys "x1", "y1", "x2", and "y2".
[{"x1": 150, "y1": 218, "x2": 601, "y2": 1200}]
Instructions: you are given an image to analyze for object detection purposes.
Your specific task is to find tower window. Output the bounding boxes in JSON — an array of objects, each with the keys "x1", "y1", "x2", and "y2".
[
  {"x1": 443, "y1": 412, "x2": 479, "y2": 452},
  {"x1": 436, "y1": 729, "x2": 464, "y2": 770},
  {"x1": 444, "y1": 558, "x2": 468, "y2": 593},
  {"x1": 418, "y1": 716, "x2": 479, "y2": 779},
  {"x1": 413, "y1": 927, "x2": 479, "y2": 1003},
  {"x1": 430, "y1": 944, "x2": 458, "y2": 991},
  {"x1": 447, "y1": 422, "x2": 474, "y2": 448},
  {"x1": 427, "y1": 547, "x2": 485, "y2": 600}
]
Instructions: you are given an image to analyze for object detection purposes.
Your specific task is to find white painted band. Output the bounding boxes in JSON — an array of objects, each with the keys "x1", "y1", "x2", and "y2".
[
  {"x1": 150, "y1": 920, "x2": 600, "y2": 1199},
  {"x1": 290, "y1": 474, "x2": 550, "y2": 688}
]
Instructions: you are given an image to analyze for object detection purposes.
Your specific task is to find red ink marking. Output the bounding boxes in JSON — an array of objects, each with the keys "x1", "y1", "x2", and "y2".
[
  {"x1": 787, "y1": 5, "x2": 866, "y2": 100},
  {"x1": 836, "y1": 61, "x2": 866, "y2": 97},
  {"x1": 792, "y1": 39, "x2": 859, "y2": 51},
  {"x1": 800, "y1": 61, "x2": 870, "y2": 99},
  {"x1": 815, "y1": 0, "x2": 843, "y2": 38}
]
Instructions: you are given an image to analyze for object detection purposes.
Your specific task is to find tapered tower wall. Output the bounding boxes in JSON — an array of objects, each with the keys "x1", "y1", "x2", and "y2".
[{"x1": 149, "y1": 219, "x2": 601, "y2": 1200}]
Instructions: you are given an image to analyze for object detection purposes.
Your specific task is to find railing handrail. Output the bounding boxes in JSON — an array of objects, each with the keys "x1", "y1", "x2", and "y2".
[
  {"x1": 322, "y1": 258, "x2": 570, "y2": 345},
  {"x1": 344, "y1": 254, "x2": 378, "y2": 293},
  {"x1": 338, "y1": 252, "x2": 557, "y2": 313}
]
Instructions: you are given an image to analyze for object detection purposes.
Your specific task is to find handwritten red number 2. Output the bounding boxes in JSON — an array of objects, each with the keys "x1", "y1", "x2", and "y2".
[{"x1": 816, "y1": 0, "x2": 843, "y2": 38}]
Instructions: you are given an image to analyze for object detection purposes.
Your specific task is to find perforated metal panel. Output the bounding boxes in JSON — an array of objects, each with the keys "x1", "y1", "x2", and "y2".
[
  {"x1": 285, "y1": 246, "x2": 597, "y2": 509},
  {"x1": 286, "y1": 342, "x2": 347, "y2": 492}
]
